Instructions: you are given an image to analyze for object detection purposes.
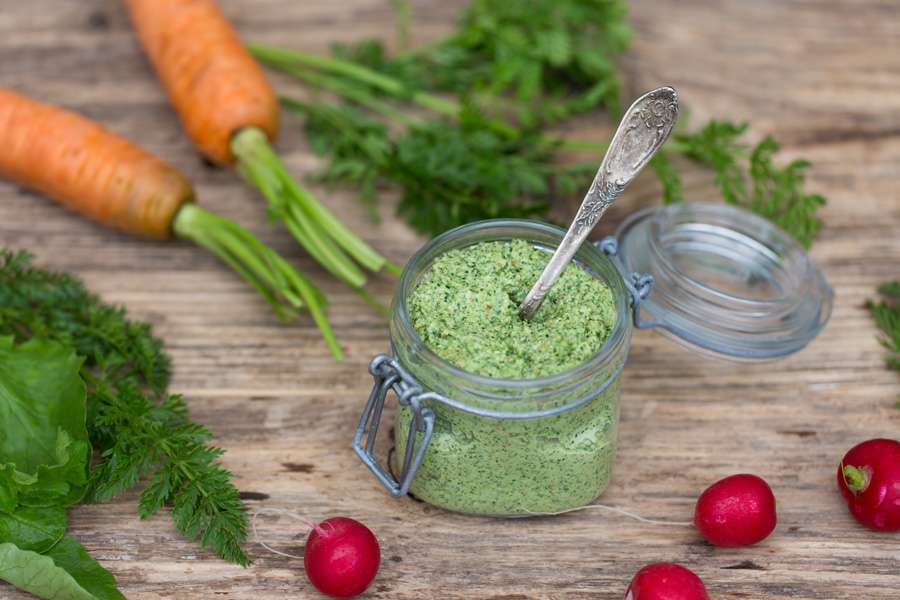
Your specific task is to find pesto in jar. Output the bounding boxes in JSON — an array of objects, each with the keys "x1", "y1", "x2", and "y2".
[
  {"x1": 395, "y1": 238, "x2": 622, "y2": 516},
  {"x1": 408, "y1": 239, "x2": 617, "y2": 378}
]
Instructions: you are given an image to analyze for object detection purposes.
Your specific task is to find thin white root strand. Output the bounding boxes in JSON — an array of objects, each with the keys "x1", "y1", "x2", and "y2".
[
  {"x1": 524, "y1": 503, "x2": 693, "y2": 526},
  {"x1": 252, "y1": 507, "x2": 326, "y2": 560},
  {"x1": 251, "y1": 503, "x2": 689, "y2": 561}
]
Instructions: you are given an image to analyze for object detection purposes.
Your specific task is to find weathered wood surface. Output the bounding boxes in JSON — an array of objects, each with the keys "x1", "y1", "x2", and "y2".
[{"x1": 1, "y1": 0, "x2": 899, "y2": 598}]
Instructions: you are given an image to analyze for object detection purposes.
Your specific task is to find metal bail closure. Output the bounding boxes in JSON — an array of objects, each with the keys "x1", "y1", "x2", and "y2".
[{"x1": 353, "y1": 354, "x2": 435, "y2": 497}]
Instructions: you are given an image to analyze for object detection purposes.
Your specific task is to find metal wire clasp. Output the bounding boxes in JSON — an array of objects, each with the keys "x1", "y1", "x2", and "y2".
[{"x1": 352, "y1": 355, "x2": 435, "y2": 497}]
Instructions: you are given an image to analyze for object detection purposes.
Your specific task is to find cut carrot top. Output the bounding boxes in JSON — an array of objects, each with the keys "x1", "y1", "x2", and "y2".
[
  {"x1": 125, "y1": 0, "x2": 399, "y2": 307},
  {"x1": 0, "y1": 85, "x2": 342, "y2": 360}
]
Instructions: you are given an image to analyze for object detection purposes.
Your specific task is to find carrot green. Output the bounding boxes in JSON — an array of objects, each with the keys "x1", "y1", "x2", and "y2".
[
  {"x1": 251, "y1": 0, "x2": 826, "y2": 247},
  {"x1": 0, "y1": 249, "x2": 250, "y2": 568},
  {"x1": 867, "y1": 281, "x2": 900, "y2": 408}
]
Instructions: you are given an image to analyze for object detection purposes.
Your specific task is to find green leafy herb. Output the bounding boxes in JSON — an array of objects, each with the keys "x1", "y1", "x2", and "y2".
[
  {"x1": 331, "y1": 0, "x2": 630, "y2": 124},
  {"x1": 89, "y1": 390, "x2": 249, "y2": 566},
  {"x1": 649, "y1": 151, "x2": 683, "y2": 205},
  {"x1": 668, "y1": 120, "x2": 748, "y2": 204},
  {"x1": 867, "y1": 282, "x2": 900, "y2": 375},
  {"x1": 252, "y1": 0, "x2": 826, "y2": 245},
  {"x1": 668, "y1": 121, "x2": 826, "y2": 248},
  {"x1": 0, "y1": 249, "x2": 250, "y2": 566},
  {"x1": 0, "y1": 538, "x2": 124, "y2": 600},
  {"x1": 290, "y1": 94, "x2": 598, "y2": 235}
]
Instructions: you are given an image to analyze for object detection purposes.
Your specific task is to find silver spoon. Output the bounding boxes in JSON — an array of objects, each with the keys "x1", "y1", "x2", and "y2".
[{"x1": 518, "y1": 86, "x2": 679, "y2": 320}]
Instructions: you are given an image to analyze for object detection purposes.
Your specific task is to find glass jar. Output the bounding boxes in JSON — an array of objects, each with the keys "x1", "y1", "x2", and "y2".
[
  {"x1": 353, "y1": 203, "x2": 833, "y2": 517},
  {"x1": 357, "y1": 219, "x2": 633, "y2": 516}
]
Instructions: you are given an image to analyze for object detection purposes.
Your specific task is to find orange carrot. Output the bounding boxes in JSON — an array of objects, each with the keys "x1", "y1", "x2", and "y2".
[
  {"x1": 0, "y1": 86, "x2": 193, "y2": 240},
  {"x1": 125, "y1": 0, "x2": 278, "y2": 165},
  {"x1": 0, "y1": 86, "x2": 342, "y2": 359},
  {"x1": 125, "y1": 0, "x2": 400, "y2": 293}
]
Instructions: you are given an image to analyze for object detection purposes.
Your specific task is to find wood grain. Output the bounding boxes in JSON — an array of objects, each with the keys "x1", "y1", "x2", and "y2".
[{"x1": 1, "y1": 1, "x2": 899, "y2": 598}]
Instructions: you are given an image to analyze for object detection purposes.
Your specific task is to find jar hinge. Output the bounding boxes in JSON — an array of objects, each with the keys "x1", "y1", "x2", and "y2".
[
  {"x1": 597, "y1": 236, "x2": 664, "y2": 331},
  {"x1": 353, "y1": 355, "x2": 435, "y2": 497}
]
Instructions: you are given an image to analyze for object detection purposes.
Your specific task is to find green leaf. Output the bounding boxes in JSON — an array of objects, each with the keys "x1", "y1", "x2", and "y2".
[
  {"x1": 537, "y1": 29, "x2": 571, "y2": 66},
  {"x1": 670, "y1": 120, "x2": 825, "y2": 248},
  {"x1": 0, "y1": 464, "x2": 35, "y2": 513},
  {"x1": 0, "y1": 539, "x2": 123, "y2": 600},
  {"x1": 650, "y1": 151, "x2": 683, "y2": 204},
  {"x1": 19, "y1": 432, "x2": 91, "y2": 509},
  {"x1": 515, "y1": 61, "x2": 542, "y2": 101},
  {"x1": 0, "y1": 251, "x2": 250, "y2": 566},
  {"x1": 44, "y1": 537, "x2": 125, "y2": 600},
  {"x1": 0, "y1": 506, "x2": 66, "y2": 553},
  {"x1": 0, "y1": 337, "x2": 89, "y2": 509},
  {"x1": 867, "y1": 281, "x2": 900, "y2": 377},
  {"x1": 256, "y1": 1, "x2": 828, "y2": 247},
  {"x1": 284, "y1": 0, "x2": 630, "y2": 123},
  {"x1": 879, "y1": 281, "x2": 900, "y2": 296}
]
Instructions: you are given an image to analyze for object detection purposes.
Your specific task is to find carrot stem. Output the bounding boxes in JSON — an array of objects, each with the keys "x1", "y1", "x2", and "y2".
[
  {"x1": 383, "y1": 261, "x2": 403, "y2": 277},
  {"x1": 173, "y1": 203, "x2": 342, "y2": 360},
  {"x1": 239, "y1": 144, "x2": 368, "y2": 288},
  {"x1": 231, "y1": 127, "x2": 392, "y2": 278},
  {"x1": 251, "y1": 43, "x2": 531, "y2": 141},
  {"x1": 285, "y1": 202, "x2": 366, "y2": 287},
  {"x1": 279, "y1": 67, "x2": 417, "y2": 128},
  {"x1": 249, "y1": 43, "x2": 459, "y2": 118},
  {"x1": 353, "y1": 286, "x2": 390, "y2": 318},
  {"x1": 390, "y1": 0, "x2": 411, "y2": 51}
]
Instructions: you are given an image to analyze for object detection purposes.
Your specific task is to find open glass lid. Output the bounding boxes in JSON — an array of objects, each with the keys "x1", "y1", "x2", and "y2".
[{"x1": 614, "y1": 202, "x2": 833, "y2": 360}]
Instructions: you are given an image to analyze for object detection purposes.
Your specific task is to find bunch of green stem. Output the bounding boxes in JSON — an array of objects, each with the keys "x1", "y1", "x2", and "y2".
[
  {"x1": 250, "y1": 45, "x2": 692, "y2": 155},
  {"x1": 254, "y1": 44, "x2": 624, "y2": 147},
  {"x1": 252, "y1": 44, "x2": 505, "y2": 134},
  {"x1": 172, "y1": 203, "x2": 341, "y2": 359},
  {"x1": 231, "y1": 127, "x2": 400, "y2": 302},
  {"x1": 174, "y1": 122, "x2": 408, "y2": 360},
  {"x1": 249, "y1": 45, "x2": 601, "y2": 233}
]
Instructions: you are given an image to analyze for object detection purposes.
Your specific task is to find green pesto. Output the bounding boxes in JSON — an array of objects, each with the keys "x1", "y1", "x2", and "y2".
[
  {"x1": 395, "y1": 239, "x2": 622, "y2": 516},
  {"x1": 408, "y1": 239, "x2": 617, "y2": 379},
  {"x1": 394, "y1": 377, "x2": 620, "y2": 515}
]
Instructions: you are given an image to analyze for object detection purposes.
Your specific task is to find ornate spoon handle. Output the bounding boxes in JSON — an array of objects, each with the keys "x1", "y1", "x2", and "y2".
[{"x1": 517, "y1": 86, "x2": 679, "y2": 320}]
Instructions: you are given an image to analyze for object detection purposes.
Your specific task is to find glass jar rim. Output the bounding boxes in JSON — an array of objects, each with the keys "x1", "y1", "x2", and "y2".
[{"x1": 393, "y1": 218, "x2": 632, "y2": 391}]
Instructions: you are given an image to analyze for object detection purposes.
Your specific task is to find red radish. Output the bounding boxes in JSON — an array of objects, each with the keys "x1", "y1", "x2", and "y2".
[
  {"x1": 625, "y1": 563, "x2": 709, "y2": 600},
  {"x1": 837, "y1": 438, "x2": 900, "y2": 532},
  {"x1": 304, "y1": 517, "x2": 380, "y2": 598},
  {"x1": 693, "y1": 474, "x2": 777, "y2": 547}
]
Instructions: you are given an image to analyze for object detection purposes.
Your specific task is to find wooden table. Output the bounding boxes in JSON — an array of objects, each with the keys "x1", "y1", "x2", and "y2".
[{"x1": 2, "y1": 1, "x2": 898, "y2": 598}]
